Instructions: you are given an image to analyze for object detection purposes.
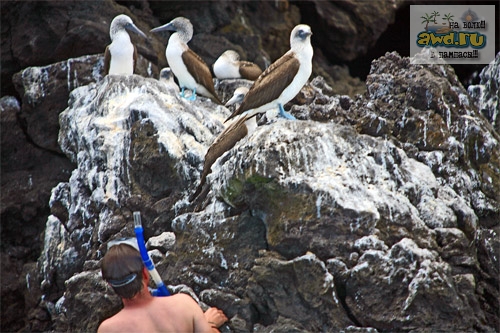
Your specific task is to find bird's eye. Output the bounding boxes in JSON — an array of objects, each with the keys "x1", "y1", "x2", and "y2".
[{"x1": 298, "y1": 29, "x2": 308, "y2": 39}]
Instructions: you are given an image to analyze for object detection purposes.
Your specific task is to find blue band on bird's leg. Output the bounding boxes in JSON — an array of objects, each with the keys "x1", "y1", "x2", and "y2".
[
  {"x1": 278, "y1": 103, "x2": 296, "y2": 120},
  {"x1": 188, "y1": 88, "x2": 197, "y2": 101}
]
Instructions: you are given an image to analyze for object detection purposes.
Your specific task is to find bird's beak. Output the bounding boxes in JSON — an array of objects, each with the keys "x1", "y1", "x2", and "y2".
[
  {"x1": 126, "y1": 23, "x2": 147, "y2": 39},
  {"x1": 225, "y1": 95, "x2": 243, "y2": 107},
  {"x1": 150, "y1": 22, "x2": 176, "y2": 33}
]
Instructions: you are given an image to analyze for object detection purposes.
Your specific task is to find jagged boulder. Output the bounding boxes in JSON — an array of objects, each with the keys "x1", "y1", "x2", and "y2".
[
  {"x1": 0, "y1": 94, "x2": 75, "y2": 332},
  {"x1": 468, "y1": 53, "x2": 500, "y2": 133},
  {"x1": 12, "y1": 55, "x2": 105, "y2": 153}
]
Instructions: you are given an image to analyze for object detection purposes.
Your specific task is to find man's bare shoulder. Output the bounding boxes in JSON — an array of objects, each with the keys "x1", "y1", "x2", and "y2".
[
  {"x1": 98, "y1": 306, "x2": 146, "y2": 332},
  {"x1": 97, "y1": 315, "x2": 121, "y2": 333},
  {"x1": 156, "y1": 293, "x2": 197, "y2": 305},
  {"x1": 153, "y1": 293, "x2": 199, "y2": 314}
]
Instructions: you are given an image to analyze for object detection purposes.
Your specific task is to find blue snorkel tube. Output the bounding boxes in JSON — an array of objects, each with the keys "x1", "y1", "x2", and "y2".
[{"x1": 133, "y1": 211, "x2": 170, "y2": 296}]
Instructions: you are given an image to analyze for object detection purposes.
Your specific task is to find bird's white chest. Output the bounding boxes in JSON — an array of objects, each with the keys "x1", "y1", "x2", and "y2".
[
  {"x1": 279, "y1": 61, "x2": 311, "y2": 103},
  {"x1": 109, "y1": 32, "x2": 134, "y2": 75},
  {"x1": 213, "y1": 58, "x2": 239, "y2": 79},
  {"x1": 166, "y1": 37, "x2": 196, "y2": 89},
  {"x1": 277, "y1": 50, "x2": 313, "y2": 105}
]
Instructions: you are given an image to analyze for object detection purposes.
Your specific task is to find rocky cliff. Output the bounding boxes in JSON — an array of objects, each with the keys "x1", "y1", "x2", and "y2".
[
  {"x1": 1, "y1": 1, "x2": 499, "y2": 332},
  {"x1": 5, "y1": 51, "x2": 498, "y2": 332}
]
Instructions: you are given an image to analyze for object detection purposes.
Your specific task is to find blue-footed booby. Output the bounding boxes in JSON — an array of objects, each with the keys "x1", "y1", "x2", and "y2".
[
  {"x1": 224, "y1": 24, "x2": 313, "y2": 123},
  {"x1": 190, "y1": 87, "x2": 256, "y2": 202},
  {"x1": 213, "y1": 50, "x2": 263, "y2": 80},
  {"x1": 159, "y1": 67, "x2": 179, "y2": 92},
  {"x1": 225, "y1": 87, "x2": 249, "y2": 107},
  {"x1": 104, "y1": 14, "x2": 147, "y2": 75},
  {"x1": 151, "y1": 17, "x2": 222, "y2": 104}
]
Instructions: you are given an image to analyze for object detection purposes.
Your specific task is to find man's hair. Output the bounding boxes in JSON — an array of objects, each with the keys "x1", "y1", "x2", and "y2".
[{"x1": 101, "y1": 243, "x2": 144, "y2": 299}]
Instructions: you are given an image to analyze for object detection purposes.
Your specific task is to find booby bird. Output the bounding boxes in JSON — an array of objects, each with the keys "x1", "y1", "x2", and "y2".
[
  {"x1": 151, "y1": 17, "x2": 222, "y2": 104},
  {"x1": 213, "y1": 50, "x2": 263, "y2": 80},
  {"x1": 224, "y1": 24, "x2": 313, "y2": 123},
  {"x1": 159, "y1": 67, "x2": 179, "y2": 92},
  {"x1": 190, "y1": 87, "x2": 256, "y2": 202},
  {"x1": 104, "y1": 14, "x2": 147, "y2": 75},
  {"x1": 225, "y1": 86, "x2": 249, "y2": 106}
]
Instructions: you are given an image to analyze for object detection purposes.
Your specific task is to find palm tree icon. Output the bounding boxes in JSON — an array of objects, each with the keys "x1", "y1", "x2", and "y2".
[
  {"x1": 443, "y1": 13, "x2": 454, "y2": 26},
  {"x1": 431, "y1": 11, "x2": 441, "y2": 24},
  {"x1": 421, "y1": 13, "x2": 433, "y2": 31}
]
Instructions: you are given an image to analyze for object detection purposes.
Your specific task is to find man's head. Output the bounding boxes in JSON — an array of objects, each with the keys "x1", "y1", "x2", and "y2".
[{"x1": 101, "y1": 243, "x2": 144, "y2": 299}]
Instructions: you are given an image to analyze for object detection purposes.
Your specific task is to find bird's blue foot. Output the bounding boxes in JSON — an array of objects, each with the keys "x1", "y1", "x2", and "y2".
[
  {"x1": 187, "y1": 89, "x2": 197, "y2": 101},
  {"x1": 278, "y1": 103, "x2": 296, "y2": 120},
  {"x1": 179, "y1": 88, "x2": 197, "y2": 101}
]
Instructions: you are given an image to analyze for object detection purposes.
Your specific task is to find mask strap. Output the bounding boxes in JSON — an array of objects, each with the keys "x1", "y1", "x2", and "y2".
[{"x1": 107, "y1": 273, "x2": 137, "y2": 287}]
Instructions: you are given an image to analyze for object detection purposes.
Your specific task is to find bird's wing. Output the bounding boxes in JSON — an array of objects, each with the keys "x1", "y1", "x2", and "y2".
[
  {"x1": 182, "y1": 49, "x2": 222, "y2": 104},
  {"x1": 104, "y1": 46, "x2": 111, "y2": 75},
  {"x1": 190, "y1": 114, "x2": 250, "y2": 202},
  {"x1": 239, "y1": 62, "x2": 263, "y2": 80},
  {"x1": 133, "y1": 45, "x2": 138, "y2": 74},
  {"x1": 226, "y1": 53, "x2": 299, "y2": 122}
]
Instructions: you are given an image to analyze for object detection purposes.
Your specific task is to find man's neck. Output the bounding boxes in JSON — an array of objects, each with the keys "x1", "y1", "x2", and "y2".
[{"x1": 122, "y1": 287, "x2": 154, "y2": 308}]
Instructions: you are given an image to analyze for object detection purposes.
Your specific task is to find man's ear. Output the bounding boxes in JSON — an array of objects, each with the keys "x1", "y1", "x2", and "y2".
[{"x1": 142, "y1": 266, "x2": 149, "y2": 281}]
